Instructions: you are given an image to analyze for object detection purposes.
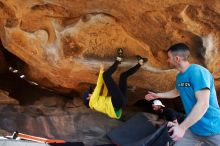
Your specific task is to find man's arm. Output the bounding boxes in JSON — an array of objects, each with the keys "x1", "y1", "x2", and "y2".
[
  {"x1": 145, "y1": 88, "x2": 180, "y2": 101},
  {"x1": 180, "y1": 89, "x2": 209, "y2": 130},
  {"x1": 89, "y1": 64, "x2": 105, "y2": 107},
  {"x1": 92, "y1": 69, "x2": 104, "y2": 97},
  {"x1": 168, "y1": 89, "x2": 210, "y2": 141}
]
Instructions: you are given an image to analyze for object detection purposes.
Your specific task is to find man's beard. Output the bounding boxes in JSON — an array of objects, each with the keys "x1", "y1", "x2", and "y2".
[
  {"x1": 154, "y1": 108, "x2": 164, "y2": 114},
  {"x1": 168, "y1": 64, "x2": 176, "y2": 69}
]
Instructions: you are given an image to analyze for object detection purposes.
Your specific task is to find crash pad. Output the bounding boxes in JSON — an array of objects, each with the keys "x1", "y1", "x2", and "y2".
[{"x1": 107, "y1": 113, "x2": 170, "y2": 146}]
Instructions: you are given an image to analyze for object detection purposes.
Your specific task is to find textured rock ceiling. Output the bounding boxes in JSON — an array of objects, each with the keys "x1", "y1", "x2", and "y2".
[{"x1": 0, "y1": 0, "x2": 220, "y2": 102}]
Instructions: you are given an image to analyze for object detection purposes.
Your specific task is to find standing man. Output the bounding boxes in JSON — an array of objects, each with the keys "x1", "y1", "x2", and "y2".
[{"x1": 145, "y1": 43, "x2": 220, "y2": 146}]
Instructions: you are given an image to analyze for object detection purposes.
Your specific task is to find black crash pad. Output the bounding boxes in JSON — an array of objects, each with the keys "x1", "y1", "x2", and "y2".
[{"x1": 107, "y1": 113, "x2": 170, "y2": 146}]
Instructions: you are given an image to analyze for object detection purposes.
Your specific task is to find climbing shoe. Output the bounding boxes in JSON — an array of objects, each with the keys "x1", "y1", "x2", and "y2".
[{"x1": 136, "y1": 55, "x2": 148, "y2": 64}]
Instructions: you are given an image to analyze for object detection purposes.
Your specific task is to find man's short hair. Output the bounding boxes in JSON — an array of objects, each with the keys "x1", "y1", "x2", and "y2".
[{"x1": 167, "y1": 43, "x2": 190, "y2": 61}]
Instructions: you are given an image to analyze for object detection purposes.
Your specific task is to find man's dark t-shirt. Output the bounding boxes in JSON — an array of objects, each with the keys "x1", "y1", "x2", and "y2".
[{"x1": 157, "y1": 107, "x2": 185, "y2": 123}]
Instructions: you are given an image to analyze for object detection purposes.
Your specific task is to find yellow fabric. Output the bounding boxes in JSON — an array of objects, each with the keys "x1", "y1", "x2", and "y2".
[{"x1": 89, "y1": 69, "x2": 122, "y2": 119}]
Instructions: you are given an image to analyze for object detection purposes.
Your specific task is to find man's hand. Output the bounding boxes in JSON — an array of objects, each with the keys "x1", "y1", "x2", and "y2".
[
  {"x1": 145, "y1": 91, "x2": 159, "y2": 101},
  {"x1": 86, "y1": 94, "x2": 92, "y2": 100},
  {"x1": 167, "y1": 120, "x2": 186, "y2": 141},
  {"x1": 100, "y1": 63, "x2": 105, "y2": 71}
]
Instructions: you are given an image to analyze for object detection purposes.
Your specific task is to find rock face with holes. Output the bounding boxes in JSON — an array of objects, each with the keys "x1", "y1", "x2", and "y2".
[
  {"x1": 0, "y1": 105, "x2": 124, "y2": 145},
  {"x1": 0, "y1": 0, "x2": 220, "y2": 103}
]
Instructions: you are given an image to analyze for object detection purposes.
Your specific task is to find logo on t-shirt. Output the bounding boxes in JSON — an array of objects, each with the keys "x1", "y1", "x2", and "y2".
[{"x1": 178, "y1": 82, "x2": 191, "y2": 87}]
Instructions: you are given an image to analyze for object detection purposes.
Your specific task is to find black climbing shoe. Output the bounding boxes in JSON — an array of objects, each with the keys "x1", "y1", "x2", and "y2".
[
  {"x1": 136, "y1": 55, "x2": 148, "y2": 63},
  {"x1": 117, "y1": 48, "x2": 124, "y2": 58},
  {"x1": 116, "y1": 48, "x2": 124, "y2": 62}
]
